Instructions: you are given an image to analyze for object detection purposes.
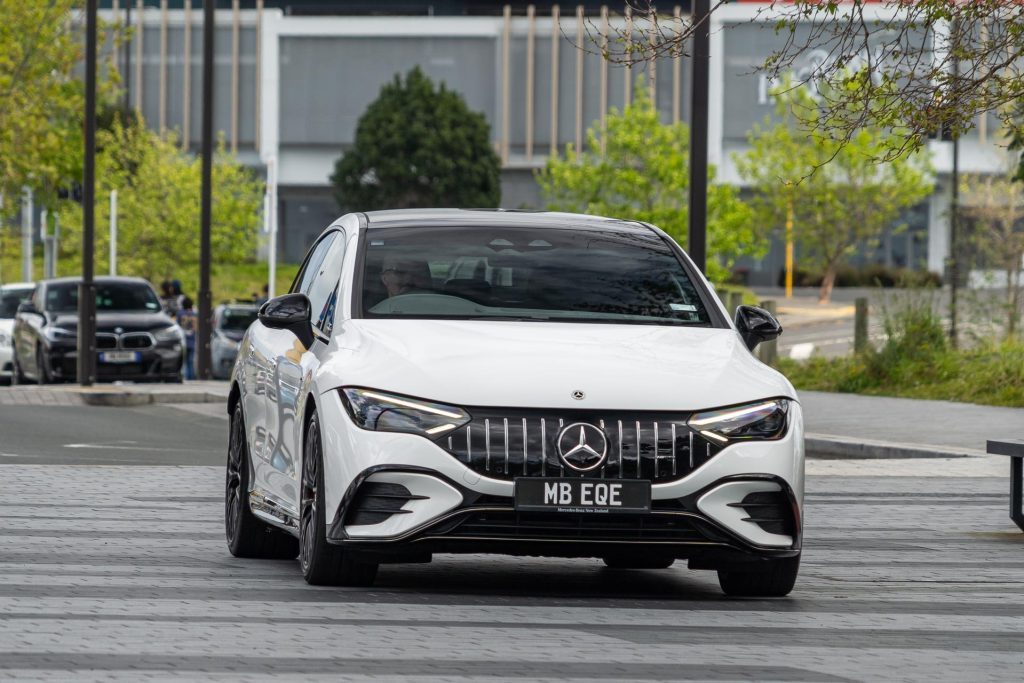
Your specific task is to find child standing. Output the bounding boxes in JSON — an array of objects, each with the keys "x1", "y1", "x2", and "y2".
[{"x1": 177, "y1": 297, "x2": 197, "y2": 380}]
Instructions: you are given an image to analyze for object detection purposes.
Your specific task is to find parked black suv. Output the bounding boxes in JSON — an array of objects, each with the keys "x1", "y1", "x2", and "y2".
[{"x1": 12, "y1": 277, "x2": 184, "y2": 383}]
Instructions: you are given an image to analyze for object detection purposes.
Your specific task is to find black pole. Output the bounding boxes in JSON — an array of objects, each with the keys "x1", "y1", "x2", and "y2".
[
  {"x1": 197, "y1": 0, "x2": 214, "y2": 379},
  {"x1": 123, "y1": 1, "x2": 131, "y2": 115},
  {"x1": 688, "y1": 0, "x2": 710, "y2": 275},
  {"x1": 948, "y1": 19, "x2": 960, "y2": 348},
  {"x1": 78, "y1": 0, "x2": 98, "y2": 387}
]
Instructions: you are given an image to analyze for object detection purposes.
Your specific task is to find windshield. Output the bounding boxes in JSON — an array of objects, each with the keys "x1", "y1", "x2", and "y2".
[
  {"x1": 45, "y1": 282, "x2": 162, "y2": 313},
  {"x1": 359, "y1": 225, "x2": 712, "y2": 326},
  {"x1": 219, "y1": 308, "x2": 258, "y2": 331},
  {"x1": 0, "y1": 288, "x2": 33, "y2": 319}
]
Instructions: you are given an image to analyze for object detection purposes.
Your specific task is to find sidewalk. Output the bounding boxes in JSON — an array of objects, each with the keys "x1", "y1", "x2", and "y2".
[
  {"x1": 0, "y1": 380, "x2": 229, "y2": 407},
  {"x1": 800, "y1": 390, "x2": 1023, "y2": 458}
]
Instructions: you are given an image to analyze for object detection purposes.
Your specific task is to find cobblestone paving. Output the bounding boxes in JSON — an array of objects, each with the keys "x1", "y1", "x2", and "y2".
[{"x1": 1, "y1": 464, "x2": 1022, "y2": 681}]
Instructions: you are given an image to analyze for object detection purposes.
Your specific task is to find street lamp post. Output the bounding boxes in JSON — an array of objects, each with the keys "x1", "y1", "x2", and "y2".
[
  {"x1": 78, "y1": 0, "x2": 98, "y2": 387},
  {"x1": 688, "y1": 0, "x2": 710, "y2": 275},
  {"x1": 197, "y1": 0, "x2": 215, "y2": 379}
]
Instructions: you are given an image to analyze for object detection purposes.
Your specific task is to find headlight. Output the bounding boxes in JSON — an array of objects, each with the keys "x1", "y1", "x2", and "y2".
[
  {"x1": 0, "y1": 332, "x2": 9, "y2": 346},
  {"x1": 154, "y1": 324, "x2": 183, "y2": 343},
  {"x1": 340, "y1": 387, "x2": 471, "y2": 437},
  {"x1": 688, "y1": 399, "x2": 790, "y2": 444},
  {"x1": 44, "y1": 326, "x2": 77, "y2": 341}
]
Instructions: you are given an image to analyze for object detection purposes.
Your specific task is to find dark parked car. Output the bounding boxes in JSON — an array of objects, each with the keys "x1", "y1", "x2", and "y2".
[{"x1": 12, "y1": 277, "x2": 184, "y2": 384}]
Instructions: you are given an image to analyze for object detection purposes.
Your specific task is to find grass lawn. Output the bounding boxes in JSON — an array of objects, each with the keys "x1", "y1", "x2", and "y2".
[{"x1": 777, "y1": 342, "x2": 1024, "y2": 408}]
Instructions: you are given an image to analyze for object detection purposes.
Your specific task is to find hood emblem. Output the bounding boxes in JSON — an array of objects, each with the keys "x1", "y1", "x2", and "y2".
[
  {"x1": 571, "y1": 390, "x2": 585, "y2": 400},
  {"x1": 557, "y1": 423, "x2": 608, "y2": 472},
  {"x1": 114, "y1": 327, "x2": 124, "y2": 334}
]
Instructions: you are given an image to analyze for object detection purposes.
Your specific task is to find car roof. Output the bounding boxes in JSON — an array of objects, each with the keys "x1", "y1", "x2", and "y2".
[
  {"x1": 361, "y1": 209, "x2": 652, "y2": 233},
  {"x1": 39, "y1": 276, "x2": 153, "y2": 287},
  {"x1": 0, "y1": 282, "x2": 34, "y2": 291}
]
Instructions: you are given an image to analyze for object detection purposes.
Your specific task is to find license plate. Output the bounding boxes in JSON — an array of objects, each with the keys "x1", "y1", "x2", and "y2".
[
  {"x1": 99, "y1": 351, "x2": 140, "y2": 364},
  {"x1": 514, "y1": 478, "x2": 651, "y2": 514}
]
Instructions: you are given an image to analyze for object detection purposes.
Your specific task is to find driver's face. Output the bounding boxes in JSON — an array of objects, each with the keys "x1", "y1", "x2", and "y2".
[{"x1": 381, "y1": 266, "x2": 415, "y2": 297}]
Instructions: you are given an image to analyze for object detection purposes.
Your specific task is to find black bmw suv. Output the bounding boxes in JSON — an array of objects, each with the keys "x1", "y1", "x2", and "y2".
[{"x1": 11, "y1": 277, "x2": 184, "y2": 383}]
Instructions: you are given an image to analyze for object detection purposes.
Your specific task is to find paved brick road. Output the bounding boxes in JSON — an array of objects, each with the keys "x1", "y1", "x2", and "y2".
[{"x1": 2, "y1": 458, "x2": 1022, "y2": 681}]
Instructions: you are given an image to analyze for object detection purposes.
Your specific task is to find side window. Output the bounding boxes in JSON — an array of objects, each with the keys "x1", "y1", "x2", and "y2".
[
  {"x1": 306, "y1": 235, "x2": 347, "y2": 336},
  {"x1": 291, "y1": 232, "x2": 337, "y2": 295}
]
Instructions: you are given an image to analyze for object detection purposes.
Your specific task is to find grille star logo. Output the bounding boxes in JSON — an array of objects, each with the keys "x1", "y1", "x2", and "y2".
[{"x1": 557, "y1": 422, "x2": 608, "y2": 471}]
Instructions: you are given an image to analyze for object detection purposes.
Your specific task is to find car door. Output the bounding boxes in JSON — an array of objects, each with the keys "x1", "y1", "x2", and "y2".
[
  {"x1": 248, "y1": 231, "x2": 337, "y2": 513},
  {"x1": 266, "y1": 229, "x2": 349, "y2": 511},
  {"x1": 14, "y1": 286, "x2": 45, "y2": 378}
]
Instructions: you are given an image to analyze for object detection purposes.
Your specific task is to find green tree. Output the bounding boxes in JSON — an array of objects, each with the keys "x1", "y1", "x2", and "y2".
[
  {"x1": 537, "y1": 80, "x2": 757, "y2": 284},
  {"x1": 331, "y1": 67, "x2": 500, "y2": 211},
  {"x1": 959, "y1": 171, "x2": 1024, "y2": 338},
  {"x1": 736, "y1": 88, "x2": 934, "y2": 303},
  {"x1": 0, "y1": 0, "x2": 123, "y2": 212},
  {"x1": 56, "y1": 115, "x2": 263, "y2": 284}
]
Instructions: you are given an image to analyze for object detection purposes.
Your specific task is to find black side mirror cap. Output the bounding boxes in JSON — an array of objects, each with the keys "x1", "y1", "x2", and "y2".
[
  {"x1": 258, "y1": 293, "x2": 316, "y2": 349},
  {"x1": 16, "y1": 301, "x2": 40, "y2": 316},
  {"x1": 735, "y1": 305, "x2": 783, "y2": 351}
]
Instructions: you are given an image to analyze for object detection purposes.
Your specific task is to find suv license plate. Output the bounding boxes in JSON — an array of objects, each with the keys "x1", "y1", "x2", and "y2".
[
  {"x1": 99, "y1": 351, "x2": 140, "y2": 363},
  {"x1": 514, "y1": 478, "x2": 651, "y2": 514}
]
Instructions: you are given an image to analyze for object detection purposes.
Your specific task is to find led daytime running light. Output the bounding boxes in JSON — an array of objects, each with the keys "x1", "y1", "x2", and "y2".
[{"x1": 358, "y1": 390, "x2": 465, "y2": 420}]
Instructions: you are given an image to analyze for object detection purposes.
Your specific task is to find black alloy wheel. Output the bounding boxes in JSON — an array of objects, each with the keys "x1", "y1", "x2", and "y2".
[
  {"x1": 36, "y1": 347, "x2": 51, "y2": 384},
  {"x1": 225, "y1": 402, "x2": 298, "y2": 559},
  {"x1": 299, "y1": 411, "x2": 379, "y2": 586}
]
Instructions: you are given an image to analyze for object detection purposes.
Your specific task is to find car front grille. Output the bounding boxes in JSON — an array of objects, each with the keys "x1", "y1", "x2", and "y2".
[
  {"x1": 443, "y1": 509, "x2": 708, "y2": 543},
  {"x1": 437, "y1": 410, "x2": 723, "y2": 483},
  {"x1": 95, "y1": 333, "x2": 118, "y2": 349},
  {"x1": 120, "y1": 332, "x2": 154, "y2": 349}
]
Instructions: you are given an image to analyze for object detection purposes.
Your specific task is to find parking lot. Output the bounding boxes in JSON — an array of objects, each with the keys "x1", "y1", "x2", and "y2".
[{"x1": 1, "y1": 401, "x2": 1022, "y2": 681}]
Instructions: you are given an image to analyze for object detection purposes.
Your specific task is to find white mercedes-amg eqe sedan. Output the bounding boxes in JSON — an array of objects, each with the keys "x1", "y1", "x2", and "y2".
[{"x1": 225, "y1": 210, "x2": 803, "y2": 596}]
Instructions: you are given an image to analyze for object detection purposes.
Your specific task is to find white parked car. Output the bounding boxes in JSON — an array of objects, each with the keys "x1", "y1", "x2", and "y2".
[
  {"x1": 225, "y1": 210, "x2": 803, "y2": 596},
  {"x1": 0, "y1": 282, "x2": 35, "y2": 383}
]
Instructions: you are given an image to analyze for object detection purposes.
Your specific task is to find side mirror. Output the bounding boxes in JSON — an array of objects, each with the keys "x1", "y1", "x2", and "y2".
[
  {"x1": 258, "y1": 293, "x2": 316, "y2": 349},
  {"x1": 735, "y1": 305, "x2": 783, "y2": 351},
  {"x1": 17, "y1": 301, "x2": 40, "y2": 317}
]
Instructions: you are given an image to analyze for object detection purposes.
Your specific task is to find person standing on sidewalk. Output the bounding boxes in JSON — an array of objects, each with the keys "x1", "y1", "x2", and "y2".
[{"x1": 177, "y1": 297, "x2": 197, "y2": 381}]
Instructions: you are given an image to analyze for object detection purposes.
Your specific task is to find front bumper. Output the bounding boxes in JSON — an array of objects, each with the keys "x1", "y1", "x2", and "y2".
[
  {"x1": 45, "y1": 342, "x2": 183, "y2": 382},
  {"x1": 318, "y1": 391, "x2": 804, "y2": 564}
]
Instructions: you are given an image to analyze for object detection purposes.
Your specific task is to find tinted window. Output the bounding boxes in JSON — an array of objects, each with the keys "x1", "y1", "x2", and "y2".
[
  {"x1": 292, "y1": 232, "x2": 336, "y2": 296},
  {"x1": 0, "y1": 288, "x2": 32, "y2": 319},
  {"x1": 359, "y1": 226, "x2": 711, "y2": 326},
  {"x1": 307, "y1": 235, "x2": 347, "y2": 335},
  {"x1": 219, "y1": 308, "x2": 258, "y2": 331},
  {"x1": 45, "y1": 282, "x2": 161, "y2": 312}
]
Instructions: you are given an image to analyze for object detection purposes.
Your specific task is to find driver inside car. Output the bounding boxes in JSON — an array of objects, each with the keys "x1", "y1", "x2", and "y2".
[{"x1": 380, "y1": 257, "x2": 433, "y2": 298}]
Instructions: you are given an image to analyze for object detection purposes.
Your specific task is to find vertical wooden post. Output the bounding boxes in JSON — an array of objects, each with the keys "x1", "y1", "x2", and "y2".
[
  {"x1": 525, "y1": 5, "x2": 535, "y2": 160},
  {"x1": 854, "y1": 297, "x2": 869, "y2": 354}
]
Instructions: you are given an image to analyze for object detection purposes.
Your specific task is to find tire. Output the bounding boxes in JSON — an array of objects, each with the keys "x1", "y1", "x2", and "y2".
[
  {"x1": 225, "y1": 403, "x2": 299, "y2": 559},
  {"x1": 717, "y1": 555, "x2": 800, "y2": 597},
  {"x1": 299, "y1": 411, "x2": 379, "y2": 586},
  {"x1": 36, "y1": 348, "x2": 51, "y2": 385},
  {"x1": 602, "y1": 554, "x2": 676, "y2": 570}
]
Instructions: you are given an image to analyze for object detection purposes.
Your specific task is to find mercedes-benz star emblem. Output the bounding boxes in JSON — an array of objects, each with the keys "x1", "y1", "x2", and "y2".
[
  {"x1": 557, "y1": 422, "x2": 608, "y2": 471},
  {"x1": 114, "y1": 327, "x2": 123, "y2": 334},
  {"x1": 571, "y1": 390, "x2": 585, "y2": 400}
]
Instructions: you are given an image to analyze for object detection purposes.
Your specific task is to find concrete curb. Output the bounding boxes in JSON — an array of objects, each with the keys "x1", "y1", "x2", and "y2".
[
  {"x1": 79, "y1": 389, "x2": 228, "y2": 406},
  {"x1": 806, "y1": 433, "x2": 988, "y2": 459}
]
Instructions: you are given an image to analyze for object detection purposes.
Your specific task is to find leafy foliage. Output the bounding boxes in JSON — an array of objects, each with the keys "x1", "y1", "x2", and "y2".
[
  {"x1": 55, "y1": 115, "x2": 263, "y2": 285},
  {"x1": 537, "y1": 80, "x2": 758, "y2": 284},
  {"x1": 0, "y1": 0, "x2": 121, "y2": 212},
  {"x1": 331, "y1": 67, "x2": 501, "y2": 211},
  {"x1": 735, "y1": 87, "x2": 933, "y2": 303}
]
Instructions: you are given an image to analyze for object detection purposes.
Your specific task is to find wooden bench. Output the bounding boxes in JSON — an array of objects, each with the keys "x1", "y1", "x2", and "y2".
[{"x1": 987, "y1": 439, "x2": 1024, "y2": 532}]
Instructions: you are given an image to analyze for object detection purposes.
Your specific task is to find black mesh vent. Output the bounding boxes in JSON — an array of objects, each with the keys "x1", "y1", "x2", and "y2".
[
  {"x1": 95, "y1": 334, "x2": 118, "y2": 349},
  {"x1": 345, "y1": 482, "x2": 421, "y2": 526},
  {"x1": 438, "y1": 410, "x2": 722, "y2": 483},
  {"x1": 732, "y1": 490, "x2": 794, "y2": 536},
  {"x1": 446, "y1": 510, "x2": 707, "y2": 542},
  {"x1": 121, "y1": 333, "x2": 153, "y2": 349}
]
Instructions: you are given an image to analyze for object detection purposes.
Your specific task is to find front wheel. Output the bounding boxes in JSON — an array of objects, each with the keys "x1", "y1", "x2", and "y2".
[
  {"x1": 717, "y1": 555, "x2": 800, "y2": 597},
  {"x1": 36, "y1": 348, "x2": 51, "y2": 385},
  {"x1": 299, "y1": 411, "x2": 378, "y2": 586},
  {"x1": 225, "y1": 403, "x2": 299, "y2": 559}
]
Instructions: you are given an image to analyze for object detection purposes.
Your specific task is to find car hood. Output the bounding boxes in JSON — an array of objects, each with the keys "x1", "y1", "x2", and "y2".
[
  {"x1": 320, "y1": 319, "x2": 796, "y2": 411},
  {"x1": 0, "y1": 319, "x2": 13, "y2": 335},
  {"x1": 50, "y1": 311, "x2": 176, "y2": 332}
]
